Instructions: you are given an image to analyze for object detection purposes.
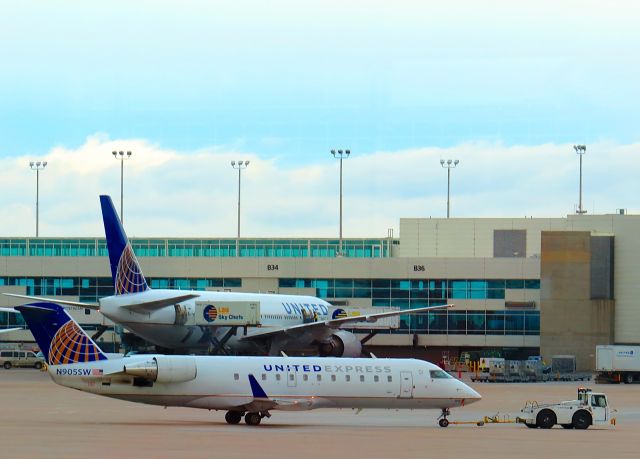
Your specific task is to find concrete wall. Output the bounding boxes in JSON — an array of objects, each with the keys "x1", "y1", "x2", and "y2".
[{"x1": 540, "y1": 231, "x2": 615, "y2": 371}]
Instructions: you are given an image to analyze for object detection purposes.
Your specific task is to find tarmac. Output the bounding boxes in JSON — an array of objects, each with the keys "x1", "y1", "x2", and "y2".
[{"x1": 1, "y1": 369, "x2": 639, "y2": 459}]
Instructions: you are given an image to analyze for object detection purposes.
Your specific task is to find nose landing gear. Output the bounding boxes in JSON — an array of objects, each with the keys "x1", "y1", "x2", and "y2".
[{"x1": 438, "y1": 408, "x2": 451, "y2": 427}]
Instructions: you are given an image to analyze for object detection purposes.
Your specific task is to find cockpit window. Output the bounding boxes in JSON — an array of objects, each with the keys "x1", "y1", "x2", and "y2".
[{"x1": 430, "y1": 370, "x2": 452, "y2": 379}]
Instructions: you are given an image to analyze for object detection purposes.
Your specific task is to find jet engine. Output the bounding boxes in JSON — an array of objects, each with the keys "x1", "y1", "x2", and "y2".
[
  {"x1": 124, "y1": 356, "x2": 197, "y2": 383},
  {"x1": 318, "y1": 330, "x2": 362, "y2": 357}
]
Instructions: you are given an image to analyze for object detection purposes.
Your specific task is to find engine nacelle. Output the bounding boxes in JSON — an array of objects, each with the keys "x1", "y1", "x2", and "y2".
[
  {"x1": 124, "y1": 356, "x2": 197, "y2": 383},
  {"x1": 123, "y1": 359, "x2": 157, "y2": 380},
  {"x1": 318, "y1": 330, "x2": 362, "y2": 357}
]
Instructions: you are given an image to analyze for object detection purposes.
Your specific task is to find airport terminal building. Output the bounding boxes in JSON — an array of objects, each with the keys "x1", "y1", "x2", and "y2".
[{"x1": 1, "y1": 213, "x2": 637, "y2": 370}]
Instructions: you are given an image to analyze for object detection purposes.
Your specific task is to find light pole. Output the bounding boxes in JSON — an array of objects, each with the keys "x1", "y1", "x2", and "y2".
[
  {"x1": 440, "y1": 159, "x2": 459, "y2": 218},
  {"x1": 573, "y1": 145, "x2": 587, "y2": 214},
  {"x1": 112, "y1": 151, "x2": 132, "y2": 223},
  {"x1": 331, "y1": 149, "x2": 350, "y2": 256},
  {"x1": 29, "y1": 161, "x2": 47, "y2": 237},
  {"x1": 231, "y1": 160, "x2": 250, "y2": 256}
]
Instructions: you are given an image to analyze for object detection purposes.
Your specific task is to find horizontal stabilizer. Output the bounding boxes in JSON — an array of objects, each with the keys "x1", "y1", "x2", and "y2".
[
  {"x1": 121, "y1": 293, "x2": 200, "y2": 313},
  {"x1": 3, "y1": 293, "x2": 98, "y2": 310},
  {"x1": 0, "y1": 327, "x2": 22, "y2": 334}
]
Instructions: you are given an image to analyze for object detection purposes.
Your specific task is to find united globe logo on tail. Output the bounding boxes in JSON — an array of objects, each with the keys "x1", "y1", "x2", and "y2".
[
  {"x1": 49, "y1": 320, "x2": 104, "y2": 365},
  {"x1": 203, "y1": 305, "x2": 218, "y2": 322},
  {"x1": 15, "y1": 302, "x2": 107, "y2": 366},
  {"x1": 115, "y1": 244, "x2": 149, "y2": 294}
]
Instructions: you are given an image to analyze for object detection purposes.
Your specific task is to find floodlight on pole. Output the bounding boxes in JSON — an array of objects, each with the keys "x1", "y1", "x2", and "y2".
[
  {"x1": 573, "y1": 145, "x2": 587, "y2": 214},
  {"x1": 440, "y1": 159, "x2": 459, "y2": 218},
  {"x1": 231, "y1": 160, "x2": 250, "y2": 256},
  {"x1": 112, "y1": 150, "x2": 132, "y2": 223},
  {"x1": 29, "y1": 161, "x2": 48, "y2": 237},
  {"x1": 331, "y1": 148, "x2": 350, "y2": 256}
]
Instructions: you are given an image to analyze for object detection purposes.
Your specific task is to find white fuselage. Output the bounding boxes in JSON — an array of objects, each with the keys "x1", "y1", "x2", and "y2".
[
  {"x1": 49, "y1": 355, "x2": 481, "y2": 413},
  {"x1": 99, "y1": 290, "x2": 333, "y2": 350}
]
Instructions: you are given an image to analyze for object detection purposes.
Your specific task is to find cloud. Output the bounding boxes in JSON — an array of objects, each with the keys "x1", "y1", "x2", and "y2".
[{"x1": 2, "y1": 135, "x2": 637, "y2": 238}]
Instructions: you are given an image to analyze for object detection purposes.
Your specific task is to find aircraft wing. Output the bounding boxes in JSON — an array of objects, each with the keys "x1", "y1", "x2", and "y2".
[
  {"x1": 2, "y1": 293, "x2": 99, "y2": 310},
  {"x1": 240, "y1": 303, "x2": 453, "y2": 342},
  {"x1": 236, "y1": 375, "x2": 314, "y2": 412}
]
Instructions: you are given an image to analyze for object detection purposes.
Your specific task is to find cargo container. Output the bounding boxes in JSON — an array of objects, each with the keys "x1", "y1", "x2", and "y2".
[
  {"x1": 596, "y1": 345, "x2": 640, "y2": 384},
  {"x1": 192, "y1": 301, "x2": 261, "y2": 326}
]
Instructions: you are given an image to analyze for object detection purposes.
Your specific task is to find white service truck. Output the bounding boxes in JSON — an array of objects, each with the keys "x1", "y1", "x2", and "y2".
[
  {"x1": 519, "y1": 388, "x2": 613, "y2": 429},
  {"x1": 596, "y1": 345, "x2": 640, "y2": 384}
]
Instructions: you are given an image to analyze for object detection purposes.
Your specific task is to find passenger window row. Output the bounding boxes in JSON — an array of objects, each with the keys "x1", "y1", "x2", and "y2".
[{"x1": 236, "y1": 372, "x2": 393, "y2": 383}]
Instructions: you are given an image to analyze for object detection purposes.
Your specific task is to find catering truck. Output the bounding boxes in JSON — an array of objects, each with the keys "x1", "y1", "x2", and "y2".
[{"x1": 596, "y1": 345, "x2": 640, "y2": 384}]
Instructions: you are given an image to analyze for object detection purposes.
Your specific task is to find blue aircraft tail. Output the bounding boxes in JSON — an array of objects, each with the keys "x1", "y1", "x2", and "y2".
[
  {"x1": 100, "y1": 195, "x2": 149, "y2": 295},
  {"x1": 15, "y1": 302, "x2": 108, "y2": 365}
]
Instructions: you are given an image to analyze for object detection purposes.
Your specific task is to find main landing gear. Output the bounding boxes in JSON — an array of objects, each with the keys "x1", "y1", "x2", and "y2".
[
  {"x1": 224, "y1": 411, "x2": 243, "y2": 425},
  {"x1": 225, "y1": 410, "x2": 271, "y2": 426},
  {"x1": 438, "y1": 408, "x2": 451, "y2": 428}
]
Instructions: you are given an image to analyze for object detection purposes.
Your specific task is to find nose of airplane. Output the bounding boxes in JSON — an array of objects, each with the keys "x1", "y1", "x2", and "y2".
[{"x1": 457, "y1": 380, "x2": 482, "y2": 405}]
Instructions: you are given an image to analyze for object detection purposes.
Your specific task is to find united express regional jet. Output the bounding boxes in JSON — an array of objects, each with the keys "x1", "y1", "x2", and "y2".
[
  {"x1": 17, "y1": 302, "x2": 480, "y2": 427},
  {"x1": 6, "y1": 195, "x2": 451, "y2": 356}
]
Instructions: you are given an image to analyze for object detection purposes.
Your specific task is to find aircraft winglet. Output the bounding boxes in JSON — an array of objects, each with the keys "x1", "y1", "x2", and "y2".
[{"x1": 248, "y1": 374, "x2": 268, "y2": 399}]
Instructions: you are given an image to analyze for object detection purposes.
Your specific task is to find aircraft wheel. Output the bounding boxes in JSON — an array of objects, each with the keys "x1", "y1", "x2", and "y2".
[
  {"x1": 245, "y1": 412, "x2": 262, "y2": 426},
  {"x1": 225, "y1": 411, "x2": 243, "y2": 425},
  {"x1": 438, "y1": 418, "x2": 449, "y2": 428}
]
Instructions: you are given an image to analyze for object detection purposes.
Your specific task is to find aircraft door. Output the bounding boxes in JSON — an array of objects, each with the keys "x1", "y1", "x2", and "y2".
[
  {"x1": 399, "y1": 371, "x2": 413, "y2": 398},
  {"x1": 287, "y1": 369, "x2": 297, "y2": 387}
]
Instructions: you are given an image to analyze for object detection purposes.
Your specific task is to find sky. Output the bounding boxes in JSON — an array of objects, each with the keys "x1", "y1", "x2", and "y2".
[{"x1": 0, "y1": 1, "x2": 638, "y2": 237}]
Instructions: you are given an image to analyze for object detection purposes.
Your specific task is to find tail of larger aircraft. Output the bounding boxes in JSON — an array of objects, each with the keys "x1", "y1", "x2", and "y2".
[
  {"x1": 15, "y1": 302, "x2": 108, "y2": 365},
  {"x1": 100, "y1": 195, "x2": 149, "y2": 295}
]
